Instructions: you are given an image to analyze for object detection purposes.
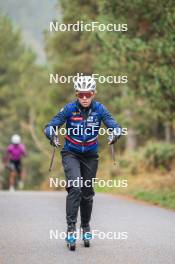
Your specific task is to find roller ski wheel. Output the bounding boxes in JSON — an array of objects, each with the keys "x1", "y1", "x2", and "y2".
[
  {"x1": 66, "y1": 224, "x2": 76, "y2": 251},
  {"x1": 84, "y1": 239, "x2": 90, "y2": 248},
  {"x1": 66, "y1": 240, "x2": 76, "y2": 251},
  {"x1": 81, "y1": 225, "x2": 92, "y2": 248}
]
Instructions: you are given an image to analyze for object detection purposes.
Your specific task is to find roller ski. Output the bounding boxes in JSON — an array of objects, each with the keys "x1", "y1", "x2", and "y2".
[
  {"x1": 81, "y1": 225, "x2": 92, "y2": 248},
  {"x1": 66, "y1": 224, "x2": 76, "y2": 251}
]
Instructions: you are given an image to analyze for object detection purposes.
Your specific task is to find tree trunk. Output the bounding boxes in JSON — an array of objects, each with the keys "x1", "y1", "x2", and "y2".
[
  {"x1": 164, "y1": 122, "x2": 171, "y2": 143},
  {"x1": 126, "y1": 128, "x2": 137, "y2": 151},
  {"x1": 124, "y1": 110, "x2": 137, "y2": 151}
]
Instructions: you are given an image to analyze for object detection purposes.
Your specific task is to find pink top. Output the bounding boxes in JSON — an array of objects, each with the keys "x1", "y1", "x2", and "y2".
[{"x1": 7, "y1": 144, "x2": 26, "y2": 161}]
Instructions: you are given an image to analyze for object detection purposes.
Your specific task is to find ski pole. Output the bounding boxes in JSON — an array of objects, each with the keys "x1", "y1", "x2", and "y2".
[
  {"x1": 49, "y1": 147, "x2": 56, "y2": 172},
  {"x1": 110, "y1": 144, "x2": 117, "y2": 165}
]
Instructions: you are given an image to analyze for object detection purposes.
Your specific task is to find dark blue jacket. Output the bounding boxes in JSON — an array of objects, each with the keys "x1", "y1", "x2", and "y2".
[{"x1": 44, "y1": 100, "x2": 121, "y2": 153}]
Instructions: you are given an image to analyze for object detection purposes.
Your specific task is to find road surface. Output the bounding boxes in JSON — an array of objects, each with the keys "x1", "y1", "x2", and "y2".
[{"x1": 0, "y1": 191, "x2": 175, "y2": 264}]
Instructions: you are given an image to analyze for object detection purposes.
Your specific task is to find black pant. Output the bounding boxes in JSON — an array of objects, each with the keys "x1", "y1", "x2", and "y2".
[
  {"x1": 61, "y1": 150, "x2": 98, "y2": 227},
  {"x1": 9, "y1": 160, "x2": 22, "y2": 174}
]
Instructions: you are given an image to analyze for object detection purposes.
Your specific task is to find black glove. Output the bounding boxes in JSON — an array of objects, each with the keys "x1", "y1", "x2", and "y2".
[
  {"x1": 108, "y1": 132, "x2": 120, "y2": 145},
  {"x1": 50, "y1": 136, "x2": 61, "y2": 148}
]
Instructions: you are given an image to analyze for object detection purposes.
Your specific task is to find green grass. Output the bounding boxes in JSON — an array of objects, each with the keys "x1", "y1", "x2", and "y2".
[
  {"x1": 94, "y1": 178, "x2": 128, "y2": 194},
  {"x1": 95, "y1": 184, "x2": 175, "y2": 210},
  {"x1": 95, "y1": 185, "x2": 117, "y2": 193},
  {"x1": 131, "y1": 190, "x2": 175, "y2": 210}
]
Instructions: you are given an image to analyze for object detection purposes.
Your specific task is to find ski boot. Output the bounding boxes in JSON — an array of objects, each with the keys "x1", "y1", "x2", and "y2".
[
  {"x1": 66, "y1": 224, "x2": 76, "y2": 251},
  {"x1": 81, "y1": 225, "x2": 92, "y2": 247}
]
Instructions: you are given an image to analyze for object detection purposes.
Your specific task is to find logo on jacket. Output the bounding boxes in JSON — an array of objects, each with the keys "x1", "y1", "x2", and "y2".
[
  {"x1": 87, "y1": 116, "x2": 94, "y2": 122},
  {"x1": 70, "y1": 116, "x2": 83, "y2": 121},
  {"x1": 72, "y1": 111, "x2": 80, "y2": 115}
]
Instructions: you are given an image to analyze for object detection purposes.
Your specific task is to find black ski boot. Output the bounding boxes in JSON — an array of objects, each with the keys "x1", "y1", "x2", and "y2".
[
  {"x1": 66, "y1": 223, "x2": 76, "y2": 251},
  {"x1": 81, "y1": 224, "x2": 92, "y2": 248}
]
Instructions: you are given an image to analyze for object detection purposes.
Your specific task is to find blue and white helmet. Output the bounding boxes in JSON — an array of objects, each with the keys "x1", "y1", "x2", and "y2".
[{"x1": 74, "y1": 76, "x2": 96, "y2": 92}]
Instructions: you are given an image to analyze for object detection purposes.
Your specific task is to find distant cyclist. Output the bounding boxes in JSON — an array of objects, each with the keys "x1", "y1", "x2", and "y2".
[{"x1": 3, "y1": 134, "x2": 27, "y2": 191}]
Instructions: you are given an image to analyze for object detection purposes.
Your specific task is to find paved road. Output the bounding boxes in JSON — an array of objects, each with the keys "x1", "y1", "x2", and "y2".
[{"x1": 0, "y1": 191, "x2": 175, "y2": 264}]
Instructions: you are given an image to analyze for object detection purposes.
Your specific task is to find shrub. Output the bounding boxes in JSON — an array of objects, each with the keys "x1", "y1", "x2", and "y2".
[{"x1": 144, "y1": 142, "x2": 175, "y2": 170}]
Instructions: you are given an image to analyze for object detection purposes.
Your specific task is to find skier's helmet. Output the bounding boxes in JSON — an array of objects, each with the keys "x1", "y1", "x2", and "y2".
[
  {"x1": 74, "y1": 76, "x2": 96, "y2": 92},
  {"x1": 11, "y1": 134, "x2": 21, "y2": 144}
]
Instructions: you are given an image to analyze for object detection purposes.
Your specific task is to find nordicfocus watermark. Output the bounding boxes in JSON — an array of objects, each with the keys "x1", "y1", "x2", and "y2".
[
  {"x1": 49, "y1": 126, "x2": 127, "y2": 137},
  {"x1": 49, "y1": 229, "x2": 128, "y2": 240},
  {"x1": 50, "y1": 21, "x2": 128, "y2": 32},
  {"x1": 49, "y1": 178, "x2": 128, "y2": 189},
  {"x1": 50, "y1": 73, "x2": 128, "y2": 84}
]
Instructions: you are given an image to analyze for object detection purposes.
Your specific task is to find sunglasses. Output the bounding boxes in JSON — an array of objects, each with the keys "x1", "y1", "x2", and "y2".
[{"x1": 77, "y1": 92, "x2": 93, "y2": 99}]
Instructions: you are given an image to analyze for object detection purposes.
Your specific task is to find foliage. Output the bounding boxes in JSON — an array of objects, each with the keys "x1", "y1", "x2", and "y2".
[
  {"x1": 0, "y1": 15, "x2": 50, "y2": 188},
  {"x1": 1, "y1": 0, "x2": 175, "y2": 191},
  {"x1": 144, "y1": 142, "x2": 175, "y2": 169},
  {"x1": 46, "y1": 0, "x2": 175, "y2": 147}
]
